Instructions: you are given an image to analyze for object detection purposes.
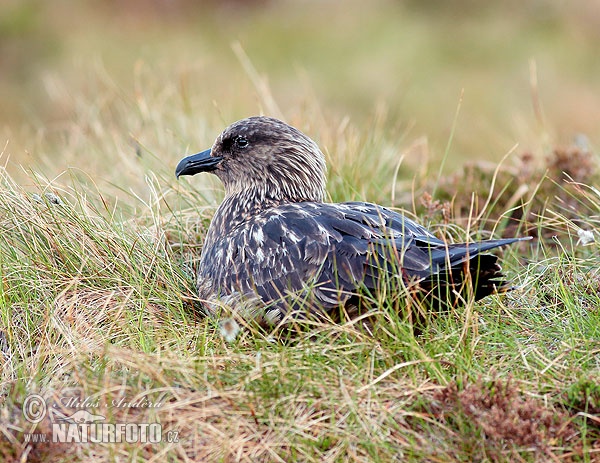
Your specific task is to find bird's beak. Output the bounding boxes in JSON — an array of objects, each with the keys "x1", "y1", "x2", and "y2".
[{"x1": 175, "y1": 149, "x2": 223, "y2": 178}]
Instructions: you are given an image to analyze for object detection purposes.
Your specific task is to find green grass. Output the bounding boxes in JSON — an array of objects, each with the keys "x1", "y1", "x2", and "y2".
[
  {"x1": 1, "y1": 1, "x2": 600, "y2": 462},
  {"x1": 1, "y1": 88, "x2": 599, "y2": 461}
]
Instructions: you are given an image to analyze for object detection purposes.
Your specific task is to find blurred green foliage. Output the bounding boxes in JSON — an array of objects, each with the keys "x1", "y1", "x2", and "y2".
[{"x1": 1, "y1": 0, "x2": 599, "y2": 186}]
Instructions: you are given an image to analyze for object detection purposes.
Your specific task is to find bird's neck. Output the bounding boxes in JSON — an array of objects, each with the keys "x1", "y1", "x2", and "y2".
[{"x1": 215, "y1": 190, "x2": 281, "y2": 228}]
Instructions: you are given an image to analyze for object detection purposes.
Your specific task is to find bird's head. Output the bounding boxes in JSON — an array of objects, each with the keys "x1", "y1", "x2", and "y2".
[{"x1": 176, "y1": 116, "x2": 327, "y2": 203}]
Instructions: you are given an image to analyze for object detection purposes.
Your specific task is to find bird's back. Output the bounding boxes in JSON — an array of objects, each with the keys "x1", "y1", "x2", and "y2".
[{"x1": 197, "y1": 200, "x2": 522, "y2": 323}]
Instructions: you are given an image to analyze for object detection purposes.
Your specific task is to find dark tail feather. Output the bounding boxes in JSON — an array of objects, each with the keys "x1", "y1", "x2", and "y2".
[
  {"x1": 421, "y1": 236, "x2": 530, "y2": 309},
  {"x1": 427, "y1": 236, "x2": 530, "y2": 268}
]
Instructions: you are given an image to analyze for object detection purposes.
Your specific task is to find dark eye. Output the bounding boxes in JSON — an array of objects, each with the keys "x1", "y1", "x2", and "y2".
[{"x1": 234, "y1": 136, "x2": 249, "y2": 149}]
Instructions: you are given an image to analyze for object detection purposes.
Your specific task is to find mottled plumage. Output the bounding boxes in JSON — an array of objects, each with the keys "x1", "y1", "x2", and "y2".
[{"x1": 176, "y1": 116, "x2": 526, "y2": 325}]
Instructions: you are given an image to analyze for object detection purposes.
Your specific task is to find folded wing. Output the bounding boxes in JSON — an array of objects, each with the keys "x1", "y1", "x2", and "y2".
[{"x1": 201, "y1": 201, "x2": 522, "y2": 319}]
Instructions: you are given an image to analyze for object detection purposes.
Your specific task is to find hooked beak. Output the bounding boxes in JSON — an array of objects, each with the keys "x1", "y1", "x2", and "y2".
[{"x1": 175, "y1": 149, "x2": 223, "y2": 178}]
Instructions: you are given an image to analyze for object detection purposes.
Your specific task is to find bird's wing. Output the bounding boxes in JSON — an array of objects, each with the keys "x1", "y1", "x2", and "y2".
[
  {"x1": 227, "y1": 202, "x2": 448, "y2": 316},
  {"x1": 202, "y1": 201, "x2": 523, "y2": 319}
]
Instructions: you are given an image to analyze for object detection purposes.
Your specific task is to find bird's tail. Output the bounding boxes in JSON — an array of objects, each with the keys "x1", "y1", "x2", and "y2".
[{"x1": 421, "y1": 236, "x2": 530, "y2": 308}]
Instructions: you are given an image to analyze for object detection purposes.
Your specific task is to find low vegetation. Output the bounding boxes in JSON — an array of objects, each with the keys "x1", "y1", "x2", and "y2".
[
  {"x1": 1, "y1": 93, "x2": 599, "y2": 461},
  {"x1": 1, "y1": 2, "x2": 599, "y2": 461}
]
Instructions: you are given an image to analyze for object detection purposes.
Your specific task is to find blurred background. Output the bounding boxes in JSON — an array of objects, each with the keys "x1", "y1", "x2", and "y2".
[{"x1": 1, "y1": 0, "x2": 599, "y2": 202}]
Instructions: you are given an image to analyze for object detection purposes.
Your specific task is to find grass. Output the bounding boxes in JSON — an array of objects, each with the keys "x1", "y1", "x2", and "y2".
[
  {"x1": 1, "y1": 81, "x2": 599, "y2": 462},
  {"x1": 1, "y1": 1, "x2": 600, "y2": 461}
]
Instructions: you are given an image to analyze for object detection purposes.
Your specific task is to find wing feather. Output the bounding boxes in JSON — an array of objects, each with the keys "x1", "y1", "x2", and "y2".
[{"x1": 198, "y1": 201, "x2": 521, "y2": 320}]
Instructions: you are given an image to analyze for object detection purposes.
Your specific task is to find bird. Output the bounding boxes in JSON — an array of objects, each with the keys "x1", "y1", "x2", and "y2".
[{"x1": 176, "y1": 116, "x2": 527, "y2": 330}]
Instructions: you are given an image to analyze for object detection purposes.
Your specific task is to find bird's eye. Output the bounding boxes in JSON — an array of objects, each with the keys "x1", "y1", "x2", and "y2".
[{"x1": 234, "y1": 136, "x2": 249, "y2": 149}]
